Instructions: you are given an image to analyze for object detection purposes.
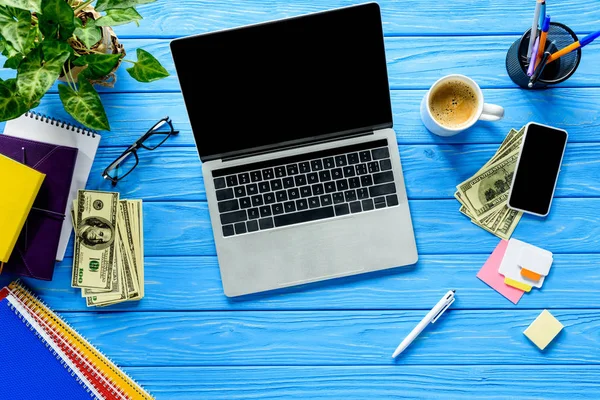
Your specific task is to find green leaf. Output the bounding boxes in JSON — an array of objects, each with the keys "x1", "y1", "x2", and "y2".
[
  {"x1": 0, "y1": 36, "x2": 19, "y2": 58},
  {"x1": 41, "y1": 38, "x2": 72, "y2": 59},
  {"x1": 0, "y1": 6, "x2": 36, "y2": 53},
  {"x1": 0, "y1": 0, "x2": 41, "y2": 13},
  {"x1": 58, "y1": 78, "x2": 110, "y2": 130},
  {"x1": 0, "y1": 78, "x2": 29, "y2": 121},
  {"x1": 95, "y1": 0, "x2": 154, "y2": 12},
  {"x1": 73, "y1": 53, "x2": 121, "y2": 79},
  {"x1": 39, "y1": 0, "x2": 75, "y2": 39},
  {"x1": 16, "y1": 42, "x2": 70, "y2": 105},
  {"x1": 4, "y1": 53, "x2": 24, "y2": 68},
  {"x1": 95, "y1": 7, "x2": 141, "y2": 27},
  {"x1": 125, "y1": 48, "x2": 168, "y2": 82},
  {"x1": 73, "y1": 18, "x2": 102, "y2": 49}
]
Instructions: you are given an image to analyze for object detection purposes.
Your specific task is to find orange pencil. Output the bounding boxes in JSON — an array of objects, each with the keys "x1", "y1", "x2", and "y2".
[
  {"x1": 535, "y1": 16, "x2": 551, "y2": 69},
  {"x1": 547, "y1": 31, "x2": 600, "y2": 64}
]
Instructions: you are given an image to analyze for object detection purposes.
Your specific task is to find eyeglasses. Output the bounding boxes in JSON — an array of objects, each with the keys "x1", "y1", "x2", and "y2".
[{"x1": 102, "y1": 117, "x2": 179, "y2": 186}]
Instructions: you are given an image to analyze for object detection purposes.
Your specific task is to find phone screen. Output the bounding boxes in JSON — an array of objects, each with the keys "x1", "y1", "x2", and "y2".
[{"x1": 509, "y1": 123, "x2": 567, "y2": 216}]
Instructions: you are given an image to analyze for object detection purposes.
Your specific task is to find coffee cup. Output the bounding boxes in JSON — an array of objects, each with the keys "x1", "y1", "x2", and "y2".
[{"x1": 420, "y1": 74, "x2": 504, "y2": 137}]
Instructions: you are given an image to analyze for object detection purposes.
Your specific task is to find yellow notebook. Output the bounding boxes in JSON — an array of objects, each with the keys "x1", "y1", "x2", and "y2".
[{"x1": 0, "y1": 154, "x2": 45, "y2": 267}]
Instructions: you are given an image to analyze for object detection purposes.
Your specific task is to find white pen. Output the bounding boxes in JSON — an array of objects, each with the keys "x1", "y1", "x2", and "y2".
[
  {"x1": 527, "y1": 0, "x2": 544, "y2": 61},
  {"x1": 392, "y1": 290, "x2": 456, "y2": 358}
]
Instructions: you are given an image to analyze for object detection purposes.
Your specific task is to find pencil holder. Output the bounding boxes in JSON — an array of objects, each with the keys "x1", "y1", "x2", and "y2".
[{"x1": 506, "y1": 22, "x2": 581, "y2": 89}]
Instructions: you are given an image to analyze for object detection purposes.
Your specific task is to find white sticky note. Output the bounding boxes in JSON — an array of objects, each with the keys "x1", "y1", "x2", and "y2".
[
  {"x1": 518, "y1": 246, "x2": 553, "y2": 276},
  {"x1": 498, "y1": 239, "x2": 552, "y2": 289}
]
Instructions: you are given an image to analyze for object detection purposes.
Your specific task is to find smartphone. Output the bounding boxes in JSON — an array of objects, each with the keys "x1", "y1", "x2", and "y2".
[{"x1": 507, "y1": 122, "x2": 568, "y2": 217}]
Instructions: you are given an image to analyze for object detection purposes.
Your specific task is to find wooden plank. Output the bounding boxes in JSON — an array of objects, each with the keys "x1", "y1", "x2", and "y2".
[
  {"x1": 2, "y1": 88, "x2": 600, "y2": 145},
  {"x1": 40, "y1": 309, "x2": 600, "y2": 366},
  {"x1": 4, "y1": 37, "x2": 600, "y2": 91},
  {"x1": 128, "y1": 365, "x2": 600, "y2": 399},
  {"x1": 83, "y1": 143, "x2": 600, "y2": 202},
  {"x1": 51, "y1": 198, "x2": 600, "y2": 257},
  {"x1": 110, "y1": 0, "x2": 600, "y2": 37},
  {"x1": 6, "y1": 253, "x2": 600, "y2": 312}
]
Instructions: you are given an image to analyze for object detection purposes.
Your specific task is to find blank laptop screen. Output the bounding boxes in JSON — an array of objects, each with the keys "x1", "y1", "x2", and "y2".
[{"x1": 170, "y1": 3, "x2": 393, "y2": 161}]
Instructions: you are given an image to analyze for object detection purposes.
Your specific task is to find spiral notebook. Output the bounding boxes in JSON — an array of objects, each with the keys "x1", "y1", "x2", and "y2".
[
  {"x1": 3, "y1": 112, "x2": 102, "y2": 261},
  {"x1": 0, "y1": 288, "x2": 101, "y2": 399},
  {"x1": 1, "y1": 281, "x2": 153, "y2": 400}
]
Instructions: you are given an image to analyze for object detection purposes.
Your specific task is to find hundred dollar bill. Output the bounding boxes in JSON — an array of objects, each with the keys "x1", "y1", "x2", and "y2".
[
  {"x1": 495, "y1": 208, "x2": 523, "y2": 240},
  {"x1": 457, "y1": 150, "x2": 519, "y2": 222},
  {"x1": 72, "y1": 190, "x2": 119, "y2": 290},
  {"x1": 83, "y1": 233, "x2": 126, "y2": 298},
  {"x1": 477, "y1": 129, "x2": 518, "y2": 173},
  {"x1": 134, "y1": 200, "x2": 144, "y2": 299},
  {"x1": 488, "y1": 128, "x2": 525, "y2": 167},
  {"x1": 86, "y1": 262, "x2": 128, "y2": 307},
  {"x1": 117, "y1": 203, "x2": 140, "y2": 298}
]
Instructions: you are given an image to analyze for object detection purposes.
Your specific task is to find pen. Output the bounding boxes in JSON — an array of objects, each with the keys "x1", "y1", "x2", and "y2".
[
  {"x1": 527, "y1": 0, "x2": 544, "y2": 61},
  {"x1": 391, "y1": 290, "x2": 455, "y2": 358},
  {"x1": 547, "y1": 30, "x2": 600, "y2": 64},
  {"x1": 538, "y1": 1, "x2": 546, "y2": 29},
  {"x1": 535, "y1": 16, "x2": 551, "y2": 69},
  {"x1": 529, "y1": 50, "x2": 551, "y2": 87},
  {"x1": 527, "y1": 36, "x2": 540, "y2": 76}
]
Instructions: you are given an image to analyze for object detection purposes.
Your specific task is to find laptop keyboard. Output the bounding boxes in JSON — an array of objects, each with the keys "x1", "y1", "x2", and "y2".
[{"x1": 212, "y1": 139, "x2": 398, "y2": 237}]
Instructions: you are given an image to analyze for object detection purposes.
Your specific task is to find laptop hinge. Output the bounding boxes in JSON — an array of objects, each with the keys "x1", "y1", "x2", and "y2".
[{"x1": 221, "y1": 130, "x2": 374, "y2": 162}]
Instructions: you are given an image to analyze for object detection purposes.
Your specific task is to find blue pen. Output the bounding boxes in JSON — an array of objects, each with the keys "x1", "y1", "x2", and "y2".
[
  {"x1": 539, "y1": 1, "x2": 546, "y2": 28},
  {"x1": 548, "y1": 30, "x2": 600, "y2": 63}
]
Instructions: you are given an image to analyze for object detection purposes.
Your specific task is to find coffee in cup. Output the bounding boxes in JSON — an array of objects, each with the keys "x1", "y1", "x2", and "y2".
[
  {"x1": 428, "y1": 79, "x2": 478, "y2": 129},
  {"x1": 420, "y1": 74, "x2": 505, "y2": 137}
]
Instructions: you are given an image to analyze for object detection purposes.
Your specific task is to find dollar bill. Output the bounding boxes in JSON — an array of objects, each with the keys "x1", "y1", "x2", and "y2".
[
  {"x1": 72, "y1": 190, "x2": 119, "y2": 290},
  {"x1": 457, "y1": 150, "x2": 519, "y2": 221},
  {"x1": 75, "y1": 196, "x2": 145, "y2": 306},
  {"x1": 118, "y1": 202, "x2": 140, "y2": 298},
  {"x1": 83, "y1": 229, "x2": 126, "y2": 298},
  {"x1": 456, "y1": 127, "x2": 525, "y2": 239},
  {"x1": 128, "y1": 200, "x2": 145, "y2": 301}
]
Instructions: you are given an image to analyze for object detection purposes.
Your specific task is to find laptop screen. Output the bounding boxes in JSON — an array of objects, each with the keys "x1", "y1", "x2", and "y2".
[{"x1": 170, "y1": 3, "x2": 392, "y2": 161}]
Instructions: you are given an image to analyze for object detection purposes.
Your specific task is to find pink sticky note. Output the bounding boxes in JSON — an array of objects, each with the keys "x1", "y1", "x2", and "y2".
[{"x1": 477, "y1": 240, "x2": 525, "y2": 304}]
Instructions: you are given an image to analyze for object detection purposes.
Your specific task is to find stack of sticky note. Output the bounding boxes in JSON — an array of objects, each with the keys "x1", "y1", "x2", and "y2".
[
  {"x1": 477, "y1": 238, "x2": 553, "y2": 304},
  {"x1": 524, "y1": 309, "x2": 564, "y2": 350}
]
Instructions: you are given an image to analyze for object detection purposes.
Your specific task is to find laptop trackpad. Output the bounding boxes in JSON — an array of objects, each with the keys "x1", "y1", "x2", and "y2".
[{"x1": 278, "y1": 268, "x2": 365, "y2": 288}]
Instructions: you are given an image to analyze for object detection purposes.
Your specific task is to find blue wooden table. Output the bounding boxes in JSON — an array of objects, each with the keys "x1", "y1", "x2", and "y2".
[{"x1": 2, "y1": 1, "x2": 600, "y2": 398}]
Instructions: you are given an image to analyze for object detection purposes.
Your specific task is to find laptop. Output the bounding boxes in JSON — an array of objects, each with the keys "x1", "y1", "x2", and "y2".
[{"x1": 170, "y1": 2, "x2": 418, "y2": 297}]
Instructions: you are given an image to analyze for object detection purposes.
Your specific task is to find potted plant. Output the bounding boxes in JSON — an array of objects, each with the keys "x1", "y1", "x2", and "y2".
[{"x1": 0, "y1": 0, "x2": 169, "y2": 131}]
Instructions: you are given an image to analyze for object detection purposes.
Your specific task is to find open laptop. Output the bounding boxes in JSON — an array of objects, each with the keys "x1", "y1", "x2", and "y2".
[{"x1": 170, "y1": 2, "x2": 418, "y2": 297}]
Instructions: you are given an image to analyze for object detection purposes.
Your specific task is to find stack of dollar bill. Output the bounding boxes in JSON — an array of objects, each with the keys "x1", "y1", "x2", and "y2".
[
  {"x1": 455, "y1": 126, "x2": 526, "y2": 240},
  {"x1": 71, "y1": 190, "x2": 145, "y2": 307}
]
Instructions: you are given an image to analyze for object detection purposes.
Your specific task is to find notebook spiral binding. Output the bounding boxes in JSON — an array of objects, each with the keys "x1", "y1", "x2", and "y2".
[
  {"x1": 16, "y1": 295, "x2": 129, "y2": 400},
  {"x1": 8, "y1": 280, "x2": 154, "y2": 400},
  {"x1": 7, "y1": 300, "x2": 98, "y2": 400},
  {"x1": 24, "y1": 111, "x2": 98, "y2": 138}
]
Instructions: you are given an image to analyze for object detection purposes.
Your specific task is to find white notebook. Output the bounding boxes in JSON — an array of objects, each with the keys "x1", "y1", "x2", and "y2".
[{"x1": 3, "y1": 112, "x2": 101, "y2": 261}]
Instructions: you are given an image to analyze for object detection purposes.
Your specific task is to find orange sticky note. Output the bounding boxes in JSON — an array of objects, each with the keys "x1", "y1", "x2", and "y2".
[{"x1": 521, "y1": 268, "x2": 542, "y2": 281}]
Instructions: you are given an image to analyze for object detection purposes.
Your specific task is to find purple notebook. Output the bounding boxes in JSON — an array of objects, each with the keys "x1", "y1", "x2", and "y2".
[{"x1": 0, "y1": 135, "x2": 78, "y2": 280}]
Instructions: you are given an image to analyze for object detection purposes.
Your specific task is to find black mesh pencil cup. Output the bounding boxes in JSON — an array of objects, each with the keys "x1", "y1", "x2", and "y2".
[{"x1": 506, "y1": 22, "x2": 581, "y2": 89}]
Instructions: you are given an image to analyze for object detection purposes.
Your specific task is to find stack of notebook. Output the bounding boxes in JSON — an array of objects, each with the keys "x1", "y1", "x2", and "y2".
[
  {"x1": 0, "y1": 112, "x2": 101, "y2": 280},
  {"x1": 0, "y1": 280, "x2": 153, "y2": 400}
]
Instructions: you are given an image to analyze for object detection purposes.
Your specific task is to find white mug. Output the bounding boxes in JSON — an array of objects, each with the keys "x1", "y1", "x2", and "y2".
[{"x1": 420, "y1": 74, "x2": 504, "y2": 137}]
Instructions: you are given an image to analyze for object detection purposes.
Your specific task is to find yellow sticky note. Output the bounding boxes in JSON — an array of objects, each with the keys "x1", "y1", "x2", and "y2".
[
  {"x1": 504, "y1": 277, "x2": 532, "y2": 292},
  {"x1": 524, "y1": 310, "x2": 564, "y2": 350}
]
